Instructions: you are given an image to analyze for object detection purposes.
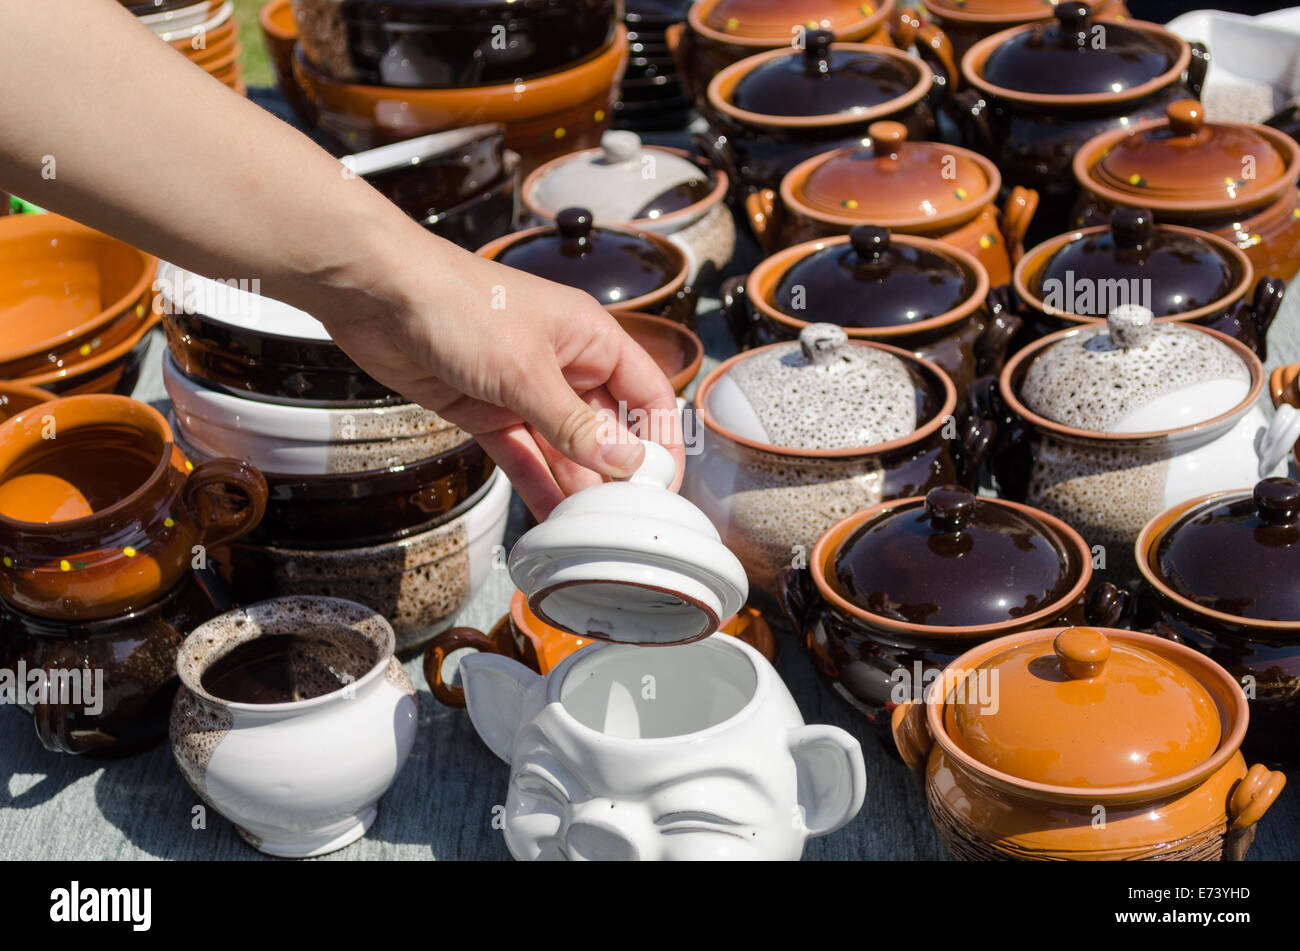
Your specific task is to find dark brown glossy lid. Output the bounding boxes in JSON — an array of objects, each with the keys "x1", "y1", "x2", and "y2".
[
  {"x1": 1032, "y1": 208, "x2": 1238, "y2": 317},
  {"x1": 829, "y1": 486, "x2": 1077, "y2": 626},
  {"x1": 729, "y1": 31, "x2": 919, "y2": 118},
  {"x1": 773, "y1": 226, "x2": 976, "y2": 328},
  {"x1": 1154, "y1": 478, "x2": 1300, "y2": 622},
  {"x1": 978, "y1": 3, "x2": 1175, "y2": 96},
  {"x1": 493, "y1": 208, "x2": 679, "y2": 306},
  {"x1": 632, "y1": 179, "x2": 716, "y2": 220}
]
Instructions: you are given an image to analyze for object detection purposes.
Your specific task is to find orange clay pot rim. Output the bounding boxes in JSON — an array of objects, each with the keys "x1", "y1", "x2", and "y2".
[
  {"x1": 475, "y1": 220, "x2": 690, "y2": 314},
  {"x1": 17, "y1": 311, "x2": 162, "y2": 387},
  {"x1": 961, "y1": 17, "x2": 1191, "y2": 107},
  {"x1": 1135, "y1": 488, "x2": 1300, "y2": 632},
  {"x1": 749, "y1": 231, "x2": 990, "y2": 339},
  {"x1": 1012, "y1": 221, "x2": 1254, "y2": 327},
  {"x1": 922, "y1": 0, "x2": 1071, "y2": 24},
  {"x1": 707, "y1": 42, "x2": 932, "y2": 130},
  {"x1": 258, "y1": 0, "x2": 296, "y2": 40},
  {"x1": 686, "y1": 0, "x2": 894, "y2": 48},
  {"x1": 1073, "y1": 115, "x2": 1300, "y2": 216},
  {"x1": 521, "y1": 145, "x2": 730, "y2": 230},
  {"x1": 923, "y1": 625, "x2": 1249, "y2": 802},
  {"x1": 694, "y1": 339, "x2": 957, "y2": 458},
  {"x1": 810, "y1": 495, "x2": 1092, "y2": 636},
  {"x1": 0, "y1": 394, "x2": 177, "y2": 532},
  {"x1": 610, "y1": 309, "x2": 704, "y2": 394},
  {"x1": 0, "y1": 215, "x2": 157, "y2": 366},
  {"x1": 0, "y1": 381, "x2": 56, "y2": 406},
  {"x1": 779, "y1": 138, "x2": 1002, "y2": 231},
  {"x1": 193, "y1": 42, "x2": 241, "y2": 72},
  {"x1": 998, "y1": 322, "x2": 1265, "y2": 444},
  {"x1": 292, "y1": 24, "x2": 627, "y2": 105}
]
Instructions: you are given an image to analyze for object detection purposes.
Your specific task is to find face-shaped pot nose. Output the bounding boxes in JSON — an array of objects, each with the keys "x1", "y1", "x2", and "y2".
[{"x1": 562, "y1": 800, "x2": 642, "y2": 861}]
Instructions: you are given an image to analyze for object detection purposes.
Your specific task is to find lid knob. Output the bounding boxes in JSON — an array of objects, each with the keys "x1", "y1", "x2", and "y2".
[
  {"x1": 1055, "y1": 2, "x2": 1092, "y2": 44},
  {"x1": 614, "y1": 439, "x2": 675, "y2": 489},
  {"x1": 1111, "y1": 206, "x2": 1153, "y2": 252},
  {"x1": 556, "y1": 207, "x2": 594, "y2": 243},
  {"x1": 1167, "y1": 100, "x2": 1205, "y2": 137},
  {"x1": 1107, "y1": 304, "x2": 1155, "y2": 349},
  {"x1": 868, "y1": 121, "x2": 907, "y2": 157},
  {"x1": 1254, "y1": 477, "x2": 1300, "y2": 525},
  {"x1": 1054, "y1": 627, "x2": 1111, "y2": 680},
  {"x1": 600, "y1": 130, "x2": 642, "y2": 164},
  {"x1": 803, "y1": 29, "x2": 834, "y2": 75},
  {"x1": 799, "y1": 323, "x2": 848, "y2": 365},
  {"x1": 924, "y1": 485, "x2": 976, "y2": 532},
  {"x1": 849, "y1": 224, "x2": 891, "y2": 260}
]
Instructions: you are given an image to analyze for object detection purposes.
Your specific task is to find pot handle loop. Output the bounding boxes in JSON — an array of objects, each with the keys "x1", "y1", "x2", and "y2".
[
  {"x1": 183, "y1": 458, "x2": 269, "y2": 551},
  {"x1": 744, "y1": 189, "x2": 781, "y2": 255},
  {"x1": 32, "y1": 648, "x2": 115, "y2": 755},
  {"x1": 890, "y1": 700, "x2": 933, "y2": 773},
  {"x1": 1000, "y1": 188, "x2": 1038, "y2": 265},
  {"x1": 1269, "y1": 362, "x2": 1300, "y2": 410},
  {"x1": 775, "y1": 565, "x2": 819, "y2": 634},
  {"x1": 422, "y1": 626, "x2": 508, "y2": 708},
  {"x1": 1186, "y1": 41, "x2": 1210, "y2": 100},
  {"x1": 1260, "y1": 402, "x2": 1300, "y2": 478},
  {"x1": 951, "y1": 87, "x2": 993, "y2": 153},
  {"x1": 1229, "y1": 764, "x2": 1286, "y2": 830},
  {"x1": 957, "y1": 416, "x2": 994, "y2": 490},
  {"x1": 974, "y1": 285, "x2": 1022, "y2": 375},
  {"x1": 720, "y1": 273, "x2": 753, "y2": 347},
  {"x1": 1084, "y1": 582, "x2": 1127, "y2": 628},
  {"x1": 892, "y1": 11, "x2": 957, "y2": 92}
]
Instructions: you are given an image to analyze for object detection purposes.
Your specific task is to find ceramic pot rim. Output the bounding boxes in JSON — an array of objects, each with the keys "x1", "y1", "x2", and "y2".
[
  {"x1": 1073, "y1": 116, "x2": 1300, "y2": 216},
  {"x1": 923, "y1": 626, "x2": 1249, "y2": 802},
  {"x1": 695, "y1": 340, "x2": 957, "y2": 458},
  {"x1": 177, "y1": 596, "x2": 396, "y2": 714},
  {"x1": 541, "y1": 631, "x2": 773, "y2": 747},
  {"x1": 998, "y1": 321, "x2": 1265, "y2": 444},
  {"x1": 1135, "y1": 488, "x2": 1300, "y2": 632},
  {"x1": 809, "y1": 495, "x2": 1092, "y2": 636},
  {"x1": 0, "y1": 215, "x2": 157, "y2": 367},
  {"x1": 159, "y1": 0, "x2": 233, "y2": 44},
  {"x1": 521, "y1": 145, "x2": 730, "y2": 230},
  {"x1": 475, "y1": 220, "x2": 690, "y2": 313},
  {"x1": 749, "y1": 231, "x2": 990, "y2": 340},
  {"x1": 611, "y1": 310, "x2": 704, "y2": 394},
  {"x1": 0, "y1": 394, "x2": 178, "y2": 532},
  {"x1": 779, "y1": 140, "x2": 1002, "y2": 232},
  {"x1": 17, "y1": 310, "x2": 161, "y2": 388},
  {"x1": 0, "y1": 382, "x2": 56, "y2": 422},
  {"x1": 1013, "y1": 221, "x2": 1255, "y2": 327},
  {"x1": 706, "y1": 42, "x2": 932, "y2": 131},
  {"x1": 961, "y1": 17, "x2": 1191, "y2": 107},
  {"x1": 258, "y1": 0, "x2": 296, "y2": 41},
  {"x1": 923, "y1": 0, "x2": 1063, "y2": 25},
  {"x1": 686, "y1": 0, "x2": 893, "y2": 48}
]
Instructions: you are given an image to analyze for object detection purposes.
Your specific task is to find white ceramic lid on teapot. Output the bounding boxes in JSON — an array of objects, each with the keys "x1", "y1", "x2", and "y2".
[{"x1": 508, "y1": 441, "x2": 748, "y2": 646}]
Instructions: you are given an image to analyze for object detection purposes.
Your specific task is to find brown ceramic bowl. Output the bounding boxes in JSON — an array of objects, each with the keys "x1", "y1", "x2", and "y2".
[
  {"x1": 612, "y1": 311, "x2": 703, "y2": 395},
  {"x1": 291, "y1": 26, "x2": 628, "y2": 175},
  {"x1": 0, "y1": 395, "x2": 267, "y2": 621}
]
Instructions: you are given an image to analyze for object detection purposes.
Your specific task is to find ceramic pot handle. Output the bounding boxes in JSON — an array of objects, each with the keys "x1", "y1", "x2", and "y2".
[
  {"x1": 31, "y1": 651, "x2": 115, "y2": 755},
  {"x1": 950, "y1": 87, "x2": 993, "y2": 154},
  {"x1": 1229, "y1": 764, "x2": 1286, "y2": 830},
  {"x1": 892, "y1": 11, "x2": 957, "y2": 92},
  {"x1": 720, "y1": 273, "x2": 754, "y2": 347},
  {"x1": 775, "y1": 565, "x2": 819, "y2": 634},
  {"x1": 1149, "y1": 620, "x2": 1187, "y2": 645},
  {"x1": 183, "y1": 458, "x2": 269, "y2": 550},
  {"x1": 956, "y1": 416, "x2": 994, "y2": 490},
  {"x1": 1000, "y1": 188, "x2": 1038, "y2": 265},
  {"x1": 1247, "y1": 277, "x2": 1285, "y2": 362},
  {"x1": 422, "y1": 626, "x2": 513, "y2": 708},
  {"x1": 967, "y1": 375, "x2": 1034, "y2": 502},
  {"x1": 1269, "y1": 363, "x2": 1300, "y2": 409},
  {"x1": 692, "y1": 132, "x2": 738, "y2": 203},
  {"x1": 1084, "y1": 582, "x2": 1127, "y2": 628},
  {"x1": 1186, "y1": 41, "x2": 1210, "y2": 100},
  {"x1": 974, "y1": 285, "x2": 1021, "y2": 375},
  {"x1": 890, "y1": 700, "x2": 932, "y2": 773},
  {"x1": 744, "y1": 189, "x2": 783, "y2": 255}
]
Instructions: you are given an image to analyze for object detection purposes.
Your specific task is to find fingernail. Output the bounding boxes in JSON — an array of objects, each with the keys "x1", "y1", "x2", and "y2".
[{"x1": 598, "y1": 436, "x2": 643, "y2": 474}]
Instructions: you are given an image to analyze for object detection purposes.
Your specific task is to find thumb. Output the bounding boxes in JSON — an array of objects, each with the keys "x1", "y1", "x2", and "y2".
[{"x1": 513, "y1": 363, "x2": 645, "y2": 478}]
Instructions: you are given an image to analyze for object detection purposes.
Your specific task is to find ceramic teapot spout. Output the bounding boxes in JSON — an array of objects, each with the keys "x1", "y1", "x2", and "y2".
[{"x1": 460, "y1": 652, "x2": 541, "y2": 763}]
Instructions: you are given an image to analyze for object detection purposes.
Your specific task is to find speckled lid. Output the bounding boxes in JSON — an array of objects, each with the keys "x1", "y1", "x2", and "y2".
[
  {"x1": 773, "y1": 226, "x2": 977, "y2": 328},
  {"x1": 1153, "y1": 478, "x2": 1300, "y2": 622},
  {"x1": 830, "y1": 486, "x2": 1079, "y2": 626},
  {"x1": 705, "y1": 323, "x2": 918, "y2": 449},
  {"x1": 1020, "y1": 305, "x2": 1251, "y2": 433}
]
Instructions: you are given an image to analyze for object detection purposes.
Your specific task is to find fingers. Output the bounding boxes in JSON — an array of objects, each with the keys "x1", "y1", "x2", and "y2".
[{"x1": 474, "y1": 426, "x2": 566, "y2": 520}]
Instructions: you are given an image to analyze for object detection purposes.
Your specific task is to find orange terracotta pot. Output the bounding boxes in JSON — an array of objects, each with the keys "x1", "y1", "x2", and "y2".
[
  {"x1": 14, "y1": 309, "x2": 162, "y2": 396},
  {"x1": 611, "y1": 311, "x2": 703, "y2": 395},
  {"x1": 167, "y1": 14, "x2": 237, "y2": 54}
]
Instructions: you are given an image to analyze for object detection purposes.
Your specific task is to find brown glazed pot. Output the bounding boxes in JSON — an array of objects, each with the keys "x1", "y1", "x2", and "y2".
[
  {"x1": 0, "y1": 395, "x2": 267, "y2": 621},
  {"x1": 0, "y1": 570, "x2": 217, "y2": 756},
  {"x1": 1011, "y1": 209, "x2": 1284, "y2": 359},
  {"x1": 1072, "y1": 100, "x2": 1300, "y2": 283},
  {"x1": 891, "y1": 626, "x2": 1285, "y2": 860},
  {"x1": 0, "y1": 382, "x2": 54, "y2": 424},
  {"x1": 1135, "y1": 479, "x2": 1300, "y2": 770},
  {"x1": 921, "y1": 0, "x2": 1130, "y2": 62},
  {"x1": 778, "y1": 486, "x2": 1124, "y2": 739},
  {"x1": 723, "y1": 227, "x2": 1019, "y2": 416},
  {"x1": 699, "y1": 34, "x2": 944, "y2": 196},
  {"x1": 477, "y1": 208, "x2": 698, "y2": 325},
  {"x1": 745, "y1": 120, "x2": 1038, "y2": 285}
]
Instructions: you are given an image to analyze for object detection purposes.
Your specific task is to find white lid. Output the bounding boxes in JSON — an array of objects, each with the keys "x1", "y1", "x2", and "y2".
[
  {"x1": 155, "y1": 260, "x2": 331, "y2": 342},
  {"x1": 508, "y1": 442, "x2": 748, "y2": 645}
]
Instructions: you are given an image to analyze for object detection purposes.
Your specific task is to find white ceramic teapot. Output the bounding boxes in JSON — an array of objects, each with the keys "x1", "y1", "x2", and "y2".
[{"x1": 460, "y1": 634, "x2": 866, "y2": 860}]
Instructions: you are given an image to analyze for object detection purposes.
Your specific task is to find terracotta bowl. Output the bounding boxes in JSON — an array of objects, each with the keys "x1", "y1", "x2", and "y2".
[
  {"x1": 0, "y1": 214, "x2": 156, "y2": 379},
  {"x1": 291, "y1": 27, "x2": 629, "y2": 175},
  {"x1": 612, "y1": 311, "x2": 703, "y2": 395}
]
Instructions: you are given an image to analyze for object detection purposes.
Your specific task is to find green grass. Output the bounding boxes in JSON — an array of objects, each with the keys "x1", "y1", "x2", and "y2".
[{"x1": 230, "y1": 0, "x2": 272, "y2": 87}]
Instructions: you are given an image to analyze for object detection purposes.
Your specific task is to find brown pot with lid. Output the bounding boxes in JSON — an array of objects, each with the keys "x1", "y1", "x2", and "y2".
[
  {"x1": 892, "y1": 625, "x2": 1285, "y2": 859},
  {"x1": 921, "y1": 0, "x2": 1130, "y2": 62},
  {"x1": 746, "y1": 120, "x2": 1037, "y2": 285},
  {"x1": 777, "y1": 484, "x2": 1125, "y2": 738},
  {"x1": 1012, "y1": 207, "x2": 1284, "y2": 359},
  {"x1": 477, "y1": 207, "x2": 698, "y2": 325},
  {"x1": 1073, "y1": 99, "x2": 1300, "y2": 283},
  {"x1": 1136, "y1": 477, "x2": 1300, "y2": 769},
  {"x1": 724, "y1": 225, "x2": 1019, "y2": 415}
]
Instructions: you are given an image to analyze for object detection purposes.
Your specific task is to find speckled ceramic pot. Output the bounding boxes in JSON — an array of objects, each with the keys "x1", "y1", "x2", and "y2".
[
  {"x1": 892, "y1": 626, "x2": 1285, "y2": 860},
  {"x1": 170, "y1": 596, "x2": 417, "y2": 857}
]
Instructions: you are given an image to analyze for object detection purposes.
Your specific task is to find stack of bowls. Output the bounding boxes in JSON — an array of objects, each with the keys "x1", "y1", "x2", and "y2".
[
  {"x1": 156, "y1": 263, "x2": 509, "y2": 653},
  {"x1": 615, "y1": 0, "x2": 694, "y2": 132},
  {"x1": 282, "y1": 0, "x2": 629, "y2": 173},
  {"x1": 0, "y1": 214, "x2": 159, "y2": 396},
  {"x1": 123, "y1": 0, "x2": 246, "y2": 94}
]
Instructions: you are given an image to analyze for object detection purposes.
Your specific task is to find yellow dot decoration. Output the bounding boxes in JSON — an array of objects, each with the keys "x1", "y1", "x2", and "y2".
[
  {"x1": 185, "y1": 460, "x2": 194, "y2": 472},
  {"x1": 843, "y1": 198, "x2": 859, "y2": 210},
  {"x1": 554, "y1": 127, "x2": 566, "y2": 139},
  {"x1": 60, "y1": 560, "x2": 71, "y2": 572},
  {"x1": 136, "y1": 303, "x2": 145, "y2": 318},
  {"x1": 124, "y1": 546, "x2": 137, "y2": 558},
  {"x1": 979, "y1": 234, "x2": 994, "y2": 249},
  {"x1": 594, "y1": 110, "x2": 606, "y2": 122},
  {"x1": 164, "y1": 517, "x2": 175, "y2": 528},
  {"x1": 2, "y1": 557, "x2": 11, "y2": 568},
  {"x1": 79, "y1": 344, "x2": 92, "y2": 356},
  {"x1": 954, "y1": 188, "x2": 967, "y2": 201},
  {"x1": 1292, "y1": 208, "x2": 1300, "y2": 220},
  {"x1": 726, "y1": 16, "x2": 739, "y2": 29}
]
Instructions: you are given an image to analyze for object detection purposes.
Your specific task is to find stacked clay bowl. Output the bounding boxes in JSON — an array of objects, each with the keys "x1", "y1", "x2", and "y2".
[
  {"x1": 127, "y1": 0, "x2": 246, "y2": 94},
  {"x1": 0, "y1": 214, "x2": 158, "y2": 396},
  {"x1": 157, "y1": 263, "x2": 507, "y2": 653},
  {"x1": 615, "y1": 0, "x2": 695, "y2": 131}
]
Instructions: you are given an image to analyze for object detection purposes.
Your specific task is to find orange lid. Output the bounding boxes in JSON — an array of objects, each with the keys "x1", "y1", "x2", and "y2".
[
  {"x1": 942, "y1": 627, "x2": 1223, "y2": 787},
  {"x1": 926, "y1": 0, "x2": 1056, "y2": 15},
  {"x1": 700, "y1": 0, "x2": 881, "y2": 40}
]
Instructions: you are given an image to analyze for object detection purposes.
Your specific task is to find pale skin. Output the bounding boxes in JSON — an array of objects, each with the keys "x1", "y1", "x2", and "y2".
[{"x1": 0, "y1": 0, "x2": 684, "y2": 519}]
